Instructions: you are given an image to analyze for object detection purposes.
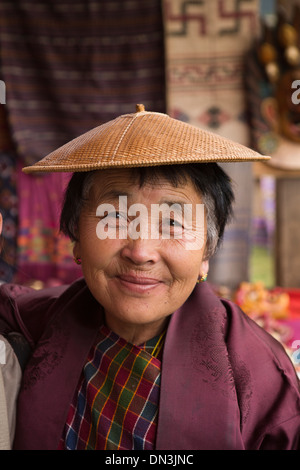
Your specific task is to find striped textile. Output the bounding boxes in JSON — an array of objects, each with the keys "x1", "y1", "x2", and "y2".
[
  {"x1": 59, "y1": 325, "x2": 165, "y2": 450},
  {"x1": 0, "y1": 0, "x2": 166, "y2": 166}
]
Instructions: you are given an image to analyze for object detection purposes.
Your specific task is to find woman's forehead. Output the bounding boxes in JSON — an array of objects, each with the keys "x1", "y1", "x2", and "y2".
[
  {"x1": 89, "y1": 168, "x2": 201, "y2": 203},
  {"x1": 92, "y1": 167, "x2": 185, "y2": 185}
]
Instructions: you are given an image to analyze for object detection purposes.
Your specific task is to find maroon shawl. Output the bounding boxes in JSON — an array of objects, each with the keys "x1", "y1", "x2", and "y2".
[{"x1": 0, "y1": 279, "x2": 299, "y2": 450}]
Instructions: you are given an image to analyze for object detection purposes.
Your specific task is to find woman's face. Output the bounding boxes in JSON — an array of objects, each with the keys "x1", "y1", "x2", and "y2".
[{"x1": 74, "y1": 169, "x2": 208, "y2": 344}]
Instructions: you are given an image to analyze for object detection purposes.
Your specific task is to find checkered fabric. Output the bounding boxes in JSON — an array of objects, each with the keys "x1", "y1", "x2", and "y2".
[{"x1": 59, "y1": 325, "x2": 164, "y2": 450}]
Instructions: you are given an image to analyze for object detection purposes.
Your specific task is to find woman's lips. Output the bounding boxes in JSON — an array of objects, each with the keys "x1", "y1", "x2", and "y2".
[{"x1": 116, "y1": 274, "x2": 163, "y2": 293}]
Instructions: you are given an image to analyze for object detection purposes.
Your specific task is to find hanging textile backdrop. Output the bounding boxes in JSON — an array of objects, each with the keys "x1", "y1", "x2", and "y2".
[
  {"x1": 0, "y1": 0, "x2": 166, "y2": 284},
  {"x1": 278, "y1": 0, "x2": 300, "y2": 16},
  {"x1": 0, "y1": 0, "x2": 260, "y2": 287},
  {"x1": 163, "y1": 0, "x2": 260, "y2": 288},
  {"x1": 0, "y1": 107, "x2": 17, "y2": 282}
]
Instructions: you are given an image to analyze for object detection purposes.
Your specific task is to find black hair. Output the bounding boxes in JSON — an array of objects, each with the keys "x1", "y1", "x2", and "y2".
[{"x1": 60, "y1": 163, "x2": 234, "y2": 258}]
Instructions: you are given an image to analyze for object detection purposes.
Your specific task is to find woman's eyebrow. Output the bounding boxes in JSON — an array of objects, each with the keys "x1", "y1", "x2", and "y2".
[
  {"x1": 157, "y1": 199, "x2": 193, "y2": 209},
  {"x1": 93, "y1": 190, "x2": 195, "y2": 209},
  {"x1": 94, "y1": 189, "x2": 131, "y2": 202}
]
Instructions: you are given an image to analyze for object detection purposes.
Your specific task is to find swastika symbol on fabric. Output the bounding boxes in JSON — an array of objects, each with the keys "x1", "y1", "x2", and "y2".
[{"x1": 165, "y1": 0, "x2": 257, "y2": 37}]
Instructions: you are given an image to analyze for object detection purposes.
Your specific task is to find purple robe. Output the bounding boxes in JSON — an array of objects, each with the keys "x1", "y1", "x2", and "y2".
[{"x1": 0, "y1": 278, "x2": 299, "y2": 450}]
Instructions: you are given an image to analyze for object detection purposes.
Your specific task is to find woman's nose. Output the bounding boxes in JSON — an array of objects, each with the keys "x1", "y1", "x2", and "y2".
[{"x1": 120, "y1": 238, "x2": 160, "y2": 265}]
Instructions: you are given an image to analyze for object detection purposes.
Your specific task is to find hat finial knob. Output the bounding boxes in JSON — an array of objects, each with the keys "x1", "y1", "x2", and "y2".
[{"x1": 136, "y1": 104, "x2": 145, "y2": 113}]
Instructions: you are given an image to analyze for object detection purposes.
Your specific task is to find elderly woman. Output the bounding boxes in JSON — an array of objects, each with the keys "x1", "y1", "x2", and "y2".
[{"x1": 0, "y1": 105, "x2": 299, "y2": 450}]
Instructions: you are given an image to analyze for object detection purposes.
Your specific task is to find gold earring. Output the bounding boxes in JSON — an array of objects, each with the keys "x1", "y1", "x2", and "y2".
[
  {"x1": 73, "y1": 257, "x2": 82, "y2": 265},
  {"x1": 197, "y1": 273, "x2": 207, "y2": 283}
]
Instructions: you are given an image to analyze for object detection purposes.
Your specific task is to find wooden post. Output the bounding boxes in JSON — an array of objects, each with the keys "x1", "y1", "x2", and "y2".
[
  {"x1": 276, "y1": 178, "x2": 300, "y2": 287},
  {"x1": 254, "y1": 163, "x2": 300, "y2": 287}
]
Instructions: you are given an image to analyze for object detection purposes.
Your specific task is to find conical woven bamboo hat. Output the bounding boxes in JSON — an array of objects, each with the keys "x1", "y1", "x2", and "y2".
[{"x1": 22, "y1": 104, "x2": 270, "y2": 174}]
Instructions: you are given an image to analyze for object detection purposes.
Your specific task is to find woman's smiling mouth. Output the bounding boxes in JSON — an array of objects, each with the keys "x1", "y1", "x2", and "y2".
[{"x1": 116, "y1": 273, "x2": 163, "y2": 293}]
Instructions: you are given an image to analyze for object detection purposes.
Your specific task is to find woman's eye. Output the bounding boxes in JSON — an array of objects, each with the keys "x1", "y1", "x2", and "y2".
[
  {"x1": 170, "y1": 219, "x2": 182, "y2": 227},
  {"x1": 107, "y1": 211, "x2": 124, "y2": 220},
  {"x1": 102, "y1": 211, "x2": 128, "y2": 228},
  {"x1": 164, "y1": 218, "x2": 183, "y2": 228},
  {"x1": 161, "y1": 218, "x2": 184, "y2": 236}
]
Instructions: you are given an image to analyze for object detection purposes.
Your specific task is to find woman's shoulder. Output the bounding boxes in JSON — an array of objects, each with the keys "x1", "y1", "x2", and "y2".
[
  {"x1": 0, "y1": 278, "x2": 87, "y2": 345},
  {"x1": 221, "y1": 296, "x2": 299, "y2": 390},
  {"x1": 220, "y1": 297, "x2": 300, "y2": 448},
  {"x1": 222, "y1": 297, "x2": 289, "y2": 358}
]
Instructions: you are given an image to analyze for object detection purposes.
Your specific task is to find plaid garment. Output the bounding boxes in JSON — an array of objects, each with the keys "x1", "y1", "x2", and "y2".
[{"x1": 59, "y1": 325, "x2": 165, "y2": 450}]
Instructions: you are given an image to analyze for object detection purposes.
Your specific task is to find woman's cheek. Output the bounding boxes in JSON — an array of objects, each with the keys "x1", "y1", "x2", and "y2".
[{"x1": 161, "y1": 240, "x2": 202, "y2": 280}]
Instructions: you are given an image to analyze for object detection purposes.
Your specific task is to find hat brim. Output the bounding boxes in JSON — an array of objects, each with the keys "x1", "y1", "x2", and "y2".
[{"x1": 22, "y1": 109, "x2": 270, "y2": 174}]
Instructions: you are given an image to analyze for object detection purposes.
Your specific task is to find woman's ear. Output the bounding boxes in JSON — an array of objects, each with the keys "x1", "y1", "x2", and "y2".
[
  {"x1": 73, "y1": 242, "x2": 80, "y2": 260},
  {"x1": 200, "y1": 259, "x2": 209, "y2": 278},
  {"x1": 72, "y1": 242, "x2": 82, "y2": 265}
]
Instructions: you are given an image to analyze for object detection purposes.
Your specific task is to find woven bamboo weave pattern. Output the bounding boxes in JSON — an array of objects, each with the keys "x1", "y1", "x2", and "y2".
[{"x1": 23, "y1": 108, "x2": 270, "y2": 173}]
